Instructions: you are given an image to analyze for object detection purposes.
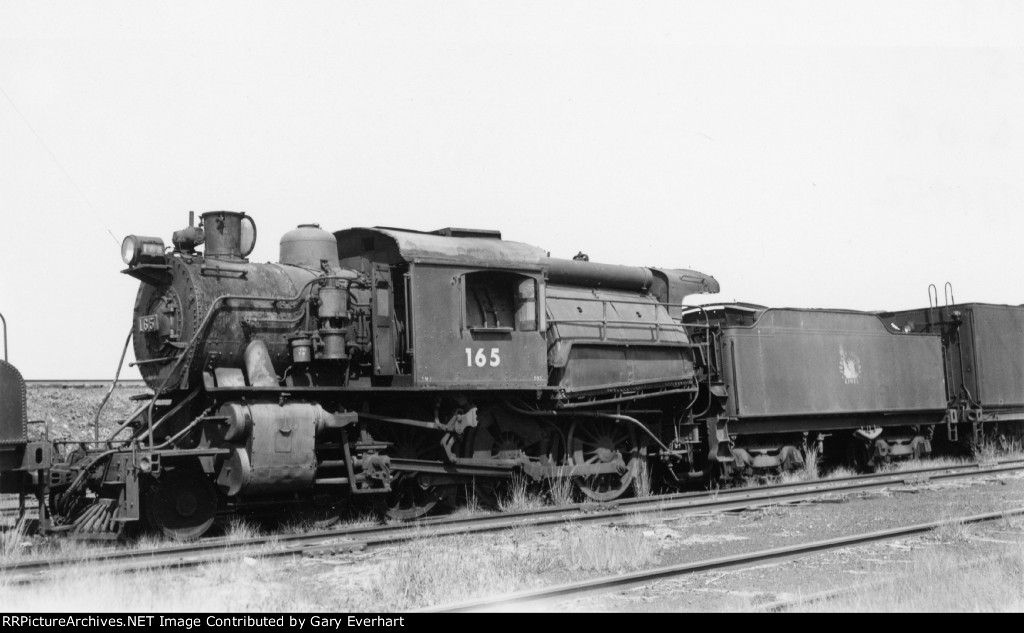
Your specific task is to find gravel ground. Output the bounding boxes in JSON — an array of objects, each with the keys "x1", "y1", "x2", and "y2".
[{"x1": 25, "y1": 385, "x2": 150, "y2": 441}]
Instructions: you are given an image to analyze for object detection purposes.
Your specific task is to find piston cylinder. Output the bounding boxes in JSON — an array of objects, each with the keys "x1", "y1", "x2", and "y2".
[{"x1": 215, "y1": 402, "x2": 356, "y2": 496}]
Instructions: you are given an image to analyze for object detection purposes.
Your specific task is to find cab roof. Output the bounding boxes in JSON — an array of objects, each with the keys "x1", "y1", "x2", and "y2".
[{"x1": 335, "y1": 227, "x2": 548, "y2": 269}]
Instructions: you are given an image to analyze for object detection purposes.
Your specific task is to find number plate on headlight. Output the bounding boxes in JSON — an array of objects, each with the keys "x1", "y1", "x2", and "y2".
[{"x1": 137, "y1": 315, "x2": 159, "y2": 332}]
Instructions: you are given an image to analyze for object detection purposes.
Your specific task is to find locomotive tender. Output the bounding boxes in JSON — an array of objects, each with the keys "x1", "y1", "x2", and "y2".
[{"x1": 0, "y1": 210, "x2": 1018, "y2": 539}]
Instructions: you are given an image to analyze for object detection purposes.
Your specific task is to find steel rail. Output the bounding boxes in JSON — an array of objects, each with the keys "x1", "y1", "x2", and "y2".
[
  {"x1": 429, "y1": 506, "x2": 1024, "y2": 612},
  {"x1": 23, "y1": 380, "x2": 147, "y2": 388},
  {"x1": 1, "y1": 459, "x2": 1021, "y2": 583},
  {"x1": 757, "y1": 550, "x2": 1021, "y2": 613}
]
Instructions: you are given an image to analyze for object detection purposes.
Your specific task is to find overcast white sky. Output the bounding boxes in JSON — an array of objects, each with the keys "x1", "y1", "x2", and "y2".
[{"x1": 1, "y1": 1, "x2": 1022, "y2": 378}]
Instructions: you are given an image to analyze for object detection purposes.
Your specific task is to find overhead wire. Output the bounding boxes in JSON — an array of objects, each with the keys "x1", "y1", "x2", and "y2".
[{"x1": 0, "y1": 81, "x2": 120, "y2": 246}]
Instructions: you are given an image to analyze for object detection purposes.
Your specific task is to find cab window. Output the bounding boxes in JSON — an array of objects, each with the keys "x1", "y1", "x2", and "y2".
[{"x1": 464, "y1": 271, "x2": 537, "y2": 332}]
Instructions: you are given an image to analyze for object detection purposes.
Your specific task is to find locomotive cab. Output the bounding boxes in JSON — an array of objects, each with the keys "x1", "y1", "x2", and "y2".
[{"x1": 335, "y1": 227, "x2": 548, "y2": 389}]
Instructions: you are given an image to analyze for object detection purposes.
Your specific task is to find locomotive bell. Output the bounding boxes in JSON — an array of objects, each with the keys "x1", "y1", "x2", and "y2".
[
  {"x1": 201, "y1": 211, "x2": 256, "y2": 260},
  {"x1": 172, "y1": 211, "x2": 205, "y2": 253},
  {"x1": 280, "y1": 224, "x2": 340, "y2": 269}
]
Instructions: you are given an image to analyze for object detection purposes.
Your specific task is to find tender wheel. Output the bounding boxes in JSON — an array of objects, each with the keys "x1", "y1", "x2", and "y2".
[
  {"x1": 568, "y1": 419, "x2": 637, "y2": 502},
  {"x1": 144, "y1": 466, "x2": 218, "y2": 540}
]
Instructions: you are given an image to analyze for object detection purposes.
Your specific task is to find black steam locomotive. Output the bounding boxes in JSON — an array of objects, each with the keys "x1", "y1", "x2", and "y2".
[{"x1": 1, "y1": 211, "x2": 1021, "y2": 539}]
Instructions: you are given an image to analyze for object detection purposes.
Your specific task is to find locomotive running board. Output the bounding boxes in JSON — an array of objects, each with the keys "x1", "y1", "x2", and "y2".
[
  {"x1": 389, "y1": 457, "x2": 625, "y2": 479},
  {"x1": 554, "y1": 383, "x2": 697, "y2": 409}
]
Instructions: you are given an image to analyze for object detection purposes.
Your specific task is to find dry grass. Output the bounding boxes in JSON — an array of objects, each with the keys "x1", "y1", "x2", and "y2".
[
  {"x1": 790, "y1": 543, "x2": 1024, "y2": 612},
  {"x1": 560, "y1": 523, "x2": 657, "y2": 572},
  {"x1": 0, "y1": 518, "x2": 30, "y2": 560},
  {"x1": 448, "y1": 483, "x2": 489, "y2": 518},
  {"x1": 223, "y1": 518, "x2": 261, "y2": 542},
  {"x1": 498, "y1": 475, "x2": 545, "y2": 514},
  {"x1": 631, "y1": 459, "x2": 654, "y2": 498},
  {"x1": 784, "y1": 505, "x2": 1024, "y2": 612},
  {"x1": 0, "y1": 530, "x2": 112, "y2": 565},
  {"x1": 546, "y1": 467, "x2": 577, "y2": 507},
  {"x1": 277, "y1": 503, "x2": 384, "y2": 534},
  {"x1": 887, "y1": 455, "x2": 968, "y2": 473},
  {"x1": 971, "y1": 436, "x2": 1024, "y2": 465},
  {"x1": 823, "y1": 465, "x2": 859, "y2": 479},
  {"x1": 0, "y1": 548, "x2": 304, "y2": 611},
  {"x1": 368, "y1": 532, "x2": 555, "y2": 609},
  {"x1": 800, "y1": 447, "x2": 820, "y2": 479},
  {"x1": 370, "y1": 520, "x2": 658, "y2": 609},
  {"x1": 973, "y1": 438, "x2": 1000, "y2": 464},
  {"x1": 125, "y1": 531, "x2": 169, "y2": 551},
  {"x1": 930, "y1": 516, "x2": 972, "y2": 545},
  {"x1": 778, "y1": 448, "x2": 820, "y2": 484},
  {"x1": 334, "y1": 512, "x2": 381, "y2": 530}
]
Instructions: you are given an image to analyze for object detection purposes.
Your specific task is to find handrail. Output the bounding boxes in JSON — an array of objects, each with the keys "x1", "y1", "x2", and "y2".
[
  {"x1": 93, "y1": 329, "x2": 133, "y2": 442},
  {"x1": 547, "y1": 317, "x2": 686, "y2": 329},
  {"x1": 549, "y1": 293, "x2": 680, "y2": 309},
  {"x1": 0, "y1": 311, "x2": 6, "y2": 362},
  {"x1": 681, "y1": 304, "x2": 716, "y2": 420}
]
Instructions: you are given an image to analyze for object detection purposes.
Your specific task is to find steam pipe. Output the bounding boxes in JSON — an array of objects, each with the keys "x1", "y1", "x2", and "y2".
[{"x1": 545, "y1": 258, "x2": 654, "y2": 291}]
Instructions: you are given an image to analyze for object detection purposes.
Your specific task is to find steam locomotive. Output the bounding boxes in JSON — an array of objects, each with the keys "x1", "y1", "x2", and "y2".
[{"x1": 1, "y1": 210, "x2": 1021, "y2": 539}]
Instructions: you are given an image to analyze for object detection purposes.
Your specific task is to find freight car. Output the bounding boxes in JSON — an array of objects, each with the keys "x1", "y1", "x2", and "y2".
[{"x1": 1, "y1": 211, "x2": 721, "y2": 538}]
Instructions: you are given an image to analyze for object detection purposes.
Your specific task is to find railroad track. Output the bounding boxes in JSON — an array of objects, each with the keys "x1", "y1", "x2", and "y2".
[
  {"x1": 429, "y1": 507, "x2": 1024, "y2": 612},
  {"x1": 24, "y1": 380, "x2": 146, "y2": 389},
  {"x1": 2, "y1": 459, "x2": 1021, "y2": 584}
]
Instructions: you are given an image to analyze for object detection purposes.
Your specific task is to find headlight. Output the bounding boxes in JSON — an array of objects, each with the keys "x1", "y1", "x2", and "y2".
[
  {"x1": 121, "y1": 235, "x2": 166, "y2": 266},
  {"x1": 121, "y1": 236, "x2": 138, "y2": 265}
]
